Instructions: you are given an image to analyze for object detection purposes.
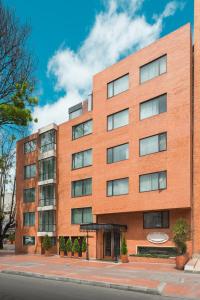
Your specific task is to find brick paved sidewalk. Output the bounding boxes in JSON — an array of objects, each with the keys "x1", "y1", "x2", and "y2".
[{"x1": 0, "y1": 253, "x2": 200, "y2": 299}]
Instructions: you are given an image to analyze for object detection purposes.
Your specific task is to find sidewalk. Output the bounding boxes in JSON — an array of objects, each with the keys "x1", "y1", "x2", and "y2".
[{"x1": 0, "y1": 253, "x2": 200, "y2": 299}]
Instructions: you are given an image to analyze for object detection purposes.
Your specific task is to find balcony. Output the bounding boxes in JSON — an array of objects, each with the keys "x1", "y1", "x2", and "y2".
[
  {"x1": 38, "y1": 143, "x2": 56, "y2": 160},
  {"x1": 37, "y1": 198, "x2": 56, "y2": 211},
  {"x1": 37, "y1": 224, "x2": 56, "y2": 237},
  {"x1": 38, "y1": 172, "x2": 56, "y2": 185}
]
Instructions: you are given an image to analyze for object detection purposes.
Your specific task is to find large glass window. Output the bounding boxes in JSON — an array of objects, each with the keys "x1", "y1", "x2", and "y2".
[
  {"x1": 107, "y1": 178, "x2": 129, "y2": 196},
  {"x1": 140, "y1": 171, "x2": 167, "y2": 192},
  {"x1": 107, "y1": 74, "x2": 129, "y2": 98},
  {"x1": 71, "y1": 207, "x2": 92, "y2": 224},
  {"x1": 23, "y1": 212, "x2": 35, "y2": 226},
  {"x1": 140, "y1": 133, "x2": 167, "y2": 156},
  {"x1": 140, "y1": 55, "x2": 167, "y2": 84},
  {"x1": 38, "y1": 211, "x2": 56, "y2": 232},
  {"x1": 39, "y1": 157, "x2": 56, "y2": 181},
  {"x1": 143, "y1": 211, "x2": 169, "y2": 229},
  {"x1": 69, "y1": 108, "x2": 83, "y2": 120},
  {"x1": 72, "y1": 120, "x2": 92, "y2": 140},
  {"x1": 24, "y1": 164, "x2": 36, "y2": 179},
  {"x1": 140, "y1": 94, "x2": 167, "y2": 120},
  {"x1": 72, "y1": 149, "x2": 92, "y2": 169},
  {"x1": 107, "y1": 109, "x2": 129, "y2": 131},
  {"x1": 39, "y1": 184, "x2": 55, "y2": 206},
  {"x1": 24, "y1": 140, "x2": 37, "y2": 153},
  {"x1": 72, "y1": 178, "x2": 92, "y2": 197},
  {"x1": 23, "y1": 188, "x2": 35, "y2": 203},
  {"x1": 40, "y1": 130, "x2": 56, "y2": 153},
  {"x1": 23, "y1": 236, "x2": 35, "y2": 246},
  {"x1": 107, "y1": 143, "x2": 129, "y2": 163}
]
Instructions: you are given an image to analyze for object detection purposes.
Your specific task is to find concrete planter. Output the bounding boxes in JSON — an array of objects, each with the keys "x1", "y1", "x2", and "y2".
[
  {"x1": 82, "y1": 252, "x2": 86, "y2": 259},
  {"x1": 67, "y1": 251, "x2": 72, "y2": 258},
  {"x1": 73, "y1": 252, "x2": 79, "y2": 258}
]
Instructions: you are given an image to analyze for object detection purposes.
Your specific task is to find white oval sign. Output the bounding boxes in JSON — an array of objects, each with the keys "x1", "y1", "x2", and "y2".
[{"x1": 147, "y1": 232, "x2": 169, "y2": 244}]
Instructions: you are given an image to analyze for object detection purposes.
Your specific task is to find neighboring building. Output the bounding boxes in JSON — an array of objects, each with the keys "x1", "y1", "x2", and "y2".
[{"x1": 15, "y1": 2, "x2": 200, "y2": 259}]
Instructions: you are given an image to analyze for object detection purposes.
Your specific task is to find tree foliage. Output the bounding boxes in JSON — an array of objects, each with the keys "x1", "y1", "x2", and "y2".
[{"x1": 0, "y1": 1, "x2": 38, "y2": 129}]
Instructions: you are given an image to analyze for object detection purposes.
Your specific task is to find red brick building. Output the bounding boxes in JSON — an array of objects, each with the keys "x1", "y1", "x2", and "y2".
[{"x1": 15, "y1": 2, "x2": 200, "y2": 260}]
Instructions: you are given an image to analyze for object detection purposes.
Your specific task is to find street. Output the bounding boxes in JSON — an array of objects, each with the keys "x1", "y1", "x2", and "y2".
[{"x1": 0, "y1": 273, "x2": 184, "y2": 300}]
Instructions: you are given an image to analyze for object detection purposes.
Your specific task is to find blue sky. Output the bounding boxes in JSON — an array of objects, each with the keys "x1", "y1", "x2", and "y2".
[{"x1": 5, "y1": 0, "x2": 194, "y2": 130}]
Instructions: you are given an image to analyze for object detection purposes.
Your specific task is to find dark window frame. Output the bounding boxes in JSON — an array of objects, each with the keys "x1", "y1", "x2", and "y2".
[
  {"x1": 23, "y1": 236, "x2": 35, "y2": 246},
  {"x1": 107, "y1": 73, "x2": 129, "y2": 99},
  {"x1": 71, "y1": 178, "x2": 92, "y2": 198},
  {"x1": 71, "y1": 207, "x2": 92, "y2": 225},
  {"x1": 107, "y1": 108, "x2": 129, "y2": 131},
  {"x1": 23, "y1": 188, "x2": 35, "y2": 203},
  {"x1": 23, "y1": 212, "x2": 35, "y2": 227},
  {"x1": 24, "y1": 139, "x2": 37, "y2": 154},
  {"x1": 72, "y1": 148, "x2": 92, "y2": 170},
  {"x1": 106, "y1": 177, "x2": 129, "y2": 197},
  {"x1": 24, "y1": 164, "x2": 36, "y2": 179},
  {"x1": 107, "y1": 143, "x2": 129, "y2": 164},
  {"x1": 139, "y1": 55, "x2": 167, "y2": 84},
  {"x1": 139, "y1": 132, "x2": 167, "y2": 157},
  {"x1": 72, "y1": 119, "x2": 93, "y2": 140},
  {"x1": 143, "y1": 211, "x2": 170, "y2": 229},
  {"x1": 139, "y1": 93, "x2": 167, "y2": 121},
  {"x1": 139, "y1": 171, "x2": 167, "y2": 193}
]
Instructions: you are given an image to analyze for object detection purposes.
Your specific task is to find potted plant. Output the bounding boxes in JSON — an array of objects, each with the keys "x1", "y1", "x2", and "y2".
[
  {"x1": 72, "y1": 238, "x2": 80, "y2": 258},
  {"x1": 81, "y1": 237, "x2": 87, "y2": 259},
  {"x1": 8, "y1": 233, "x2": 15, "y2": 245},
  {"x1": 42, "y1": 235, "x2": 52, "y2": 256},
  {"x1": 173, "y1": 218, "x2": 190, "y2": 270},
  {"x1": 121, "y1": 237, "x2": 129, "y2": 263},
  {"x1": 66, "y1": 238, "x2": 72, "y2": 257},
  {"x1": 59, "y1": 236, "x2": 65, "y2": 258}
]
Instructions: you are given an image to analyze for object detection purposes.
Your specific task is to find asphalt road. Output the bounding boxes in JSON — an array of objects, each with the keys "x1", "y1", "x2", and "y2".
[{"x1": 0, "y1": 273, "x2": 184, "y2": 300}]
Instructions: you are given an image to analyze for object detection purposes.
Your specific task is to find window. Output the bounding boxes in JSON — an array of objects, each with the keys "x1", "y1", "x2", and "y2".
[
  {"x1": 140, "y1": 133, "x2": 167, "y2": 156},
  {"x1": 40, "y1": 130, "x2": 56, "y2": 153},
  {"x1": 23, "y1": 188, "x2": 35, "y2": 203},
  {"x1": 23, "y1": 236, "x2": 35, "y2": 246},
  {"x1": 38, "y1": 211, "x2": 56, "y2": 232},
  {"x1": 72, "y1": 120, "x2": 92, "y2": 140},
  {"x1": 107, "y1": 74, "x2": 129, "y2": 98},
  {"x1": 24, "y1": 164, "x2": 36, "y2": 179},
  {"x1": 107, "y1": 178, "x2": 129, "y2": 196},
  {"x1": 24, "y1": 140, "x2": 37, "y2": 153},
  {"x1": 140, "y1": 94, "x2": 167, "y2": 120},
  {"x1": 107, "y1": 143, "x2": 129, "y2": 163},
  {"x1": 23, "y1": 212, "x2": 35, "y2": 226},
  {"x1": 72, "y1": 178, "x2": 92, "y2": 197},
  {"x1": 72, "y1": 149, "x2": 92, "y2": 169},
  {"x1": 143, "y1": 211, "x2": 169, "y2": 229},
  {"x1": 71, "y1": 207, "x2": 92, "y2": 224},
  {"x1": 140, "y1": 171, "x2": 167, "y2": 192},
  {"x1": 39, "y1": 184, "x2": 55, "y2": 206},
  {"x1": 69, "y1": 108, "x2": 83, "y2": 120},
  {"x1": 39, "y1": 157, "x2": 56, "y2": 181},
  {"x1": 107, "y1": 109, "x2": 129, "y2": 131},
  {"x1": 140, "y1": 55, "x2": 167, "y2": 84}
]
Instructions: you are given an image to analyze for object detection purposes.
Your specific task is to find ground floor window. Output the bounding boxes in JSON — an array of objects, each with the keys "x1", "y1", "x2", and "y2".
[
  {"x1": 23, "y1": 236, "x2": 35, "y2": 246},
  {"x1": 143, "y1": 211, "x2": 169, "y2": 229},
  {"x1": 137, "y1": 246, "x2": 177, "y2": 257}
]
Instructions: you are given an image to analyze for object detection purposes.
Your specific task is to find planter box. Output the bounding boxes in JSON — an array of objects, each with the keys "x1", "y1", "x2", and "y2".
[
  {"x1": 176, "y1": 254, "x2": 189, "y2": 270},
  {"x1": 73, "y1": 252, "x2": 79, "y2": 258},
  {"x1": 82, "y1": 252, "x2": 86, "y2": 259},
  {"x1": 67, "y1": 251, "x2": 72, "y2": 258},
  {"x1": 60, "y1": 250, "x2": 65, "y2": 258},
  {"x1": 129, "y1": 256, "x2": 175, "y2": 264},
  {"x1": 121, "y1": 255, "x2": 129, "y2": 263}
]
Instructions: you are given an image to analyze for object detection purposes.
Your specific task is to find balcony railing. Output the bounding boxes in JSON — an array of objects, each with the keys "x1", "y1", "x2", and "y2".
[
  {"x1": 39, "y1": 172, "x2": 56, "y2": 181},
  {"x1": 38, "y1": 224, "x2": 56, "y2": 232},
  {"x1": 39, "y1": 198, "x2": 56, "y2": 207},
  {"x1": 40, "y1": 142, "x2": 56, "y2": 153}
]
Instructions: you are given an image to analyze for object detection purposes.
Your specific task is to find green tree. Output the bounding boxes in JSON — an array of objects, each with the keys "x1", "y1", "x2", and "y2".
[
  {"x1": 0, "y1": 2, "x2": 38, "y2": 129},
  {"x1": 173, "y1": 218, "x2": 190, "y2": 255},
  {"x1": 66, "y1": 238, "x2": 72, "y2": 253},
  {"x1": 81, "y1": 237, "x2": 87, "y2": 253},
  {"x1": 59, "y1": 236, "x2": 66, "y2": 251},
  {"x1": 72, "y1": 238, "x2": 80, "y2": 253},
  {"x1": 42, "y1": 235, "x2": 52, "y2": 251},
  {"x1": 121, "y1": 237, "x2": 128, "y2": 255}
]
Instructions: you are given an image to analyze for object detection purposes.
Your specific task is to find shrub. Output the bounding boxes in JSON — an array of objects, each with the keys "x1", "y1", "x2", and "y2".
[
  {"x1": 81, "y1": 237, "x2": 87, "y2": 253},
  {"x1": 66, "y1": 238, "x2": 72, "y2": 253},
  {"x1": 8, "y1": 233, "x2": 15, "y2": 242},
  {"x1": 173, "y1": 218, "x2": 189, "y2": 255},
  {"x1": 59, "y1": 236, "x2": 66, "y2": 251},
  {"x1": 72, "y1": 238, "x2": 80, "y2": 253},
  {"x1": 42, "y1": 235, "x2": 52, "y2": 251},
  {"x1": 121, "y1": 237, "x2": 128, "y2": 255}
]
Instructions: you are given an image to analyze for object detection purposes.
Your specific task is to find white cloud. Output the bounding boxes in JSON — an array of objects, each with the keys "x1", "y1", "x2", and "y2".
[{"x1": 32, "y1": 0, "x2": 184, "y2": 131}]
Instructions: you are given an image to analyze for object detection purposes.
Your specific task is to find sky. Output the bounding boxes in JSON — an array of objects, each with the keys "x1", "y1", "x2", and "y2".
[{"x1": 5, "y1": 0, "x2": 194, "y2": 132}]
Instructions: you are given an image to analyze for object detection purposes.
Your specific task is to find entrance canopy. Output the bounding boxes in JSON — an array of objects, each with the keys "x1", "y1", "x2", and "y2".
[{"x1": 80, "y1": 223, "x2": 127, "y2": 232}]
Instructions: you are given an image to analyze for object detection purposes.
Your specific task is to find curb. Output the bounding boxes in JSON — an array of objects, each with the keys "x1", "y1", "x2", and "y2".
[{"x1": 0, "y1": 270, "x2": 161, "y2": 295}]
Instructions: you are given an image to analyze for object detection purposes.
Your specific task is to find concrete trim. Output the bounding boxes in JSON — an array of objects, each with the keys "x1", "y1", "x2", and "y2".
[
  {"x1": 38, "y1": 124, "x2": 57, "y2": 135},
  {"x1": 0, "y1": 270, "x2": 161, "y2": 296},
  {"x1": 37, "y1": 205, "x2": 56, "y2": 211},
  {"x1": 38, "y1": 179, "x2": 56, "y2": 186},
  {"x1": 37, "y1": 232, "x2": 56, "y2": 237}
]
